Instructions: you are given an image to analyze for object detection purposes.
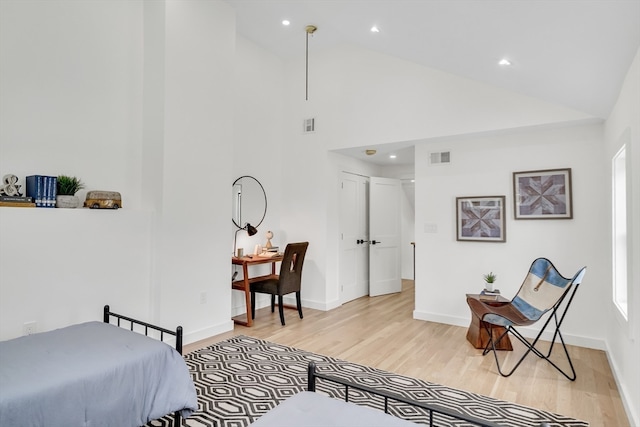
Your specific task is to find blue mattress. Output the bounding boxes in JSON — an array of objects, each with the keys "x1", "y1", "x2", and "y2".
[{"x1": 0, "y1": 321, "x2": 198, "y2": 427}]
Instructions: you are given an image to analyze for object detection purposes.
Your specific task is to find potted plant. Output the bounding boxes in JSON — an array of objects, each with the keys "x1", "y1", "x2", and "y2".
[
  {"x1": 483, "y1": 271, "x2": 497, "y2": 292},
  {"x1": 56, "y1": 175, "x2": 85, "y2": 208}
]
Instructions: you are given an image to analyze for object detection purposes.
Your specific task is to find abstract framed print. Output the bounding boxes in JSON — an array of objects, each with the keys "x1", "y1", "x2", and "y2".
[
  {"x1": 456, "y1": 196, "x2": 506, "y2": 242},
  {"x1": 513, "y1": 168, "x2": 572, "y2": 219}
]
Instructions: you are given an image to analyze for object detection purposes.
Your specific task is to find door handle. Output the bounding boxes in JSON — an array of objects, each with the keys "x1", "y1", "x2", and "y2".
[
  {"x1": 356, "y1": 239, "x2": 369, "y2": 244},
  {"x1": 371, "y1": 240, "x2": 379, "y2": 245}
]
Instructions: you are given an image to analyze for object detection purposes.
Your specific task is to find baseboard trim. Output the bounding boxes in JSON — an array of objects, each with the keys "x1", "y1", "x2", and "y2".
[
  {"x1": 184, "y1": 320, "x2": 234, "y2": 346},
  {"x1": 412, "y1": 310, "x2": 606, "y2": 350},
  {"x1": 604, "y1": 341, "x2": 639, "y2": 427}
]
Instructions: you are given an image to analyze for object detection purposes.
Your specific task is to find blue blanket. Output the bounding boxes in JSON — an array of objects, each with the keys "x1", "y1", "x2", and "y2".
[{"x1": 0, "y1": 321, "x2": 198, "y2": 427}]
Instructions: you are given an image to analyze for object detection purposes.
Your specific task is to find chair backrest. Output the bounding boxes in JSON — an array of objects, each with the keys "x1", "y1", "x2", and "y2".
[
  {"x1": 512, "y1": 258, "x2": 586, "y2": 322},
  {"x1": 278, "y1": 242, "x2": 309, "y2": 294}
]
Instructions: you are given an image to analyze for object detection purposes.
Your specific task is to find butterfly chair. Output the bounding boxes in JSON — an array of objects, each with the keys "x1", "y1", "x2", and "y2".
[
  {"x1": 250, "y1": 242, "x2": 309, "y2": 326},
  {"x1": 467, "y1": 258, "x2": 586, "y2": 380}
]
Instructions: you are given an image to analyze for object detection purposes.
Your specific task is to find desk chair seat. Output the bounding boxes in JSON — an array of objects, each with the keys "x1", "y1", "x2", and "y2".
[
  {"x1": 467, "y1": 257, "x2": 586, "y2": 380},
  {"x1": 251, "y1": 242, "x2": 309, "y2": 325}
]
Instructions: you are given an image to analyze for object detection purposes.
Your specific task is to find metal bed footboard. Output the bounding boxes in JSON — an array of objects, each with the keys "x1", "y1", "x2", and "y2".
[
  {"x1": 103, "y1": 304, "x2": 185, "y2": 426},
  {"x1": 103, "y1": 304, "x2": 183, "y2": 355},
  {"x1": 307, "y1": 361, "x2": 502, "y2": 427}
]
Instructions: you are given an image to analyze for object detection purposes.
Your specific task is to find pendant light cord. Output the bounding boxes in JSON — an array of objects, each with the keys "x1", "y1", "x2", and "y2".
[
  {"x1": 306, "y1": 30, "x2": 309, "y2": 101},
  {"x1": 305, "y1": 25, "x2": 317, "y2": 101}
]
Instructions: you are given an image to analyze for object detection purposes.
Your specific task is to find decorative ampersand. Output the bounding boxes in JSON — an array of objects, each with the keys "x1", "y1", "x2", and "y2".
[{"x1": 0, "y1": 174, "x2": 22, "y2": 196}]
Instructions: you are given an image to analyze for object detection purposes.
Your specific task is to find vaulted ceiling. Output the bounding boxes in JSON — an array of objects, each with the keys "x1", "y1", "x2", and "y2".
[{"x1": 225, "y1": 0, "x2": 640, "y2": 165}]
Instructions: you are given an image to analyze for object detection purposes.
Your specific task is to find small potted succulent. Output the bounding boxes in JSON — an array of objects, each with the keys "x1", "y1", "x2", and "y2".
[
  {"x1": 483, "y1": 271, "x2": 497, "y2": 292},
  {"x1": 56, "y1": 175, "x2": 85, "y2": 208}
]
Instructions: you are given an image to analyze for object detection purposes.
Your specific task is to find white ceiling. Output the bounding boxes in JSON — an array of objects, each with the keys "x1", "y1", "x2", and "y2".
[{"x1": 225, "y1": 0, "x2": 640, "y2": 165}]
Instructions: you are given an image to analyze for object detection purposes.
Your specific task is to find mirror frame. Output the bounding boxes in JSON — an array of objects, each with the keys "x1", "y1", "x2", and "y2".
[{"x1": 232, "y1": 175, "x2": 267, "y2": 229}]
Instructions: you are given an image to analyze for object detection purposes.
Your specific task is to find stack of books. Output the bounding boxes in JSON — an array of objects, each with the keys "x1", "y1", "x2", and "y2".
[
  {"x1": 25, "y1": 175, "x2": 57, "y2": 208},
  {"x1": 0, "y1": 195, "x2": 36, "y2": 208},
  {"x1": 479, "y1": 288, "x2": 501, "y2": 301}
]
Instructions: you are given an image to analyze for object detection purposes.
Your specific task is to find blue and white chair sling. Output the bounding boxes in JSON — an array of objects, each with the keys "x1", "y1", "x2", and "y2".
[{"x1": 467, "y1": 258, "x2": 587, "y2": 380}]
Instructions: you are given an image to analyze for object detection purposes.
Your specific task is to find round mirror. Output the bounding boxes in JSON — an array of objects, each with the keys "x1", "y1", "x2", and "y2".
[{"x1": 232, "y1": 176, "x2": 267, "y2": 229}]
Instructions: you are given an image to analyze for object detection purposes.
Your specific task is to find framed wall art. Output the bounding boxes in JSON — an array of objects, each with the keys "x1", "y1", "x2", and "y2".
[
  {"x1": 513, "y1": 168, "x2": 572, "y2": 219},
  {"x1": 456, "y1": 196, "x2": 506, "y2": 242}
]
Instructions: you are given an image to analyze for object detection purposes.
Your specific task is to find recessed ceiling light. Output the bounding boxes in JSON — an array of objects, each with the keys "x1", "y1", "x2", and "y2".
[
  {"x1": 371, "y1": 26, "x2": 380, "y2": 33},
  {"x1": 389, "y1": 154, "x2": 397, "y2": 159},
  {"x1": 498, "y1": 58, "x2": 512, "y2": 66},
  {"x1": 282, "y1": 20, "x2": 290, "y2": 26}
]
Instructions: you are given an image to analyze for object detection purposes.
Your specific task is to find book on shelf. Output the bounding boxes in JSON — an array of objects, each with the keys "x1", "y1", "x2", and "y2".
[
  {"x1": 479, "y1": 294, "x2": 500, "y2": 302},
  {"x1": 26, "y1": 175, "x2": 57, "y2": 207},
  {"x1": 0, "y1": 195, "x2": 33, "y2": 203},
  {"x1": 266, "y1": 246, "x2": 279, "y2": 252},
  {"x1": 481, "y1": 288, "x2": 500, "y2": 295},
  {"x1": 0, "y1": 201, "x2": 36, "y2": 208}
]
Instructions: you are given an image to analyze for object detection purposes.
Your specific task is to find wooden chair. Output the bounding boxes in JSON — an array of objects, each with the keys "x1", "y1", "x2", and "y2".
[
  {"x1": 250, "y1": 242, "x2": 309, "y2": 325},
  {"x1": 467, "y1": 258, "x2": 586, "y2": 380}
]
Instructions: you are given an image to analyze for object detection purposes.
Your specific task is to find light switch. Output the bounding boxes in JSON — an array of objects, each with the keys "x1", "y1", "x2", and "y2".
[{"x1": 424, "y1": 223, "x2": 438, "y2": 233}]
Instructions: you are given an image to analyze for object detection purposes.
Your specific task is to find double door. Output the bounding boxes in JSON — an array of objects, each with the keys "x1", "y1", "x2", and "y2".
[{"x1": 339, "y1": 172, "x2": 401, "y2": 302}]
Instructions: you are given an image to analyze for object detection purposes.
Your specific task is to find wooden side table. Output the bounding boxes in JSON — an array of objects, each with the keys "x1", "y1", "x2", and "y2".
[{"x1": 465, "y1": 293, "x2": 513, "y2": 351}]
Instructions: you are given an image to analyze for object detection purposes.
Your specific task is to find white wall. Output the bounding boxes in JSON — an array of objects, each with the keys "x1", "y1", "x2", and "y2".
[
  {"x1": 0, "y1": 0, "x2": 149, "y2": 337},
  {"x1": 0, "y1": 0, "x2": 236, "y2": 342},
  {"x1": 604, "y1": 48, "x2": 640, "y2": 427},
  {"x1": 413, "y1": 123, "x2": 607, "y2": 350},
  {"x1": 230, "y1": 36, "x2": 285, "y2": 315}
]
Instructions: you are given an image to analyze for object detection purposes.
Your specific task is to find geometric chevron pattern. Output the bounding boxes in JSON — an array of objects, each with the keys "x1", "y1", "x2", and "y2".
[{"x1": 146, "y1": 336, "x2": 588, "y2": 427}]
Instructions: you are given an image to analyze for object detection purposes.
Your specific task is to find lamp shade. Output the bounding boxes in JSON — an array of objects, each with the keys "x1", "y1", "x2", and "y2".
[{"x1": 246, "y1": 223, "x2": 258, "y2": 236}]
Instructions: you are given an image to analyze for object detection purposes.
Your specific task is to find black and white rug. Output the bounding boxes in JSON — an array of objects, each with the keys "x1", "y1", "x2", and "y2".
[{"x1": 147, "y1": 335, "x2": 588, "y2": 427}]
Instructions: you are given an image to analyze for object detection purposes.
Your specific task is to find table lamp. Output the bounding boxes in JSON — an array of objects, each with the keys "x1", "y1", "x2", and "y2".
[{"x1": 234, "y1": 223, "x2": 258, "y2": 257}]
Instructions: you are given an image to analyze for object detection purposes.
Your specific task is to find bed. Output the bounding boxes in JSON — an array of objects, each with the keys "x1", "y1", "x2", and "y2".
[
  {"x1": 250, "y1": 362, "x2": 511, "y2": 427},
  {"x1": 0, "y1": 305, "x2": 198, "y2": 427}
]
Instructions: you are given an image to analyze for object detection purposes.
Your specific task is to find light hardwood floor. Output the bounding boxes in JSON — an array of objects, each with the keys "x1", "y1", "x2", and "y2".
[{"x1": 185, "y1": 280, "x2": 629, "y2": 427}]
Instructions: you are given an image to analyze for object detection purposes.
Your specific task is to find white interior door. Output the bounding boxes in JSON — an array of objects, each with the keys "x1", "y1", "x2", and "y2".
[
  {"x1": 339, "y1": 172, "x2": 369, "y2": 303},
  {"x1": 369, "y1": 177, "x2": 402, "y2": 297}
]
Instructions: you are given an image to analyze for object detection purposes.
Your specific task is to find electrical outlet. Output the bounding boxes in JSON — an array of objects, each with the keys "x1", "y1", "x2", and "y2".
[
  {"x1": 199, "y1": 292, "x2": 207, "y2": 305},
  {"x1": 23, "y1": 321, "x2": 37, "y2": 336}
]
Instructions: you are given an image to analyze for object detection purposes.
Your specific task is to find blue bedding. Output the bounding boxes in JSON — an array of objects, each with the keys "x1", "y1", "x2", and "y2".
[{"x1": 0, "y1": 321, "x2": 198, "y2": 427}]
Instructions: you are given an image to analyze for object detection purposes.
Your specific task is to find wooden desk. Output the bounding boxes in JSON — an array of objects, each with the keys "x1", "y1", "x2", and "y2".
[
  {"x1": 232, "y1": 254, "x2": 283, "y2": 326},
  {"x1": 465, "y1": 293, "x2": 513, "y2": 351}
]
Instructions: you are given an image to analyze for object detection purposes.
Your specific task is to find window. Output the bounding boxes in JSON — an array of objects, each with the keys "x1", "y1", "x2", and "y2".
[{"x1": 612, "y1": 144, "x2": 628, "y2": 319}]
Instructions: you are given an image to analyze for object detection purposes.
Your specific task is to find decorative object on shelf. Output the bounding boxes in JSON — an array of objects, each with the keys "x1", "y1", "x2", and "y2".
[
  {"x1": 84, "y1": 190, "x2": 122, "y2": 209},
  {"x1": 26, "y1": 175, "x2": 57, "y2": 207},
  {"x1": 0, "y1": 174, "x2": 22, "y2": 196},
  {"x1": 0, "y1": 174, "x2": 35, "y2": 207},
  {"x1": 483, "y1": 271, "x2": 497, "y2": 292},
  {"x1": 265, "y1": 230, "x2": 274, "y2": 249},
  {"x1": 513, "y1": 168, "x2": 572, "y2": 219},
  {"x1": 56, "y1": 175, "x2": 85, "y2": 208},
  {"x1": 456, "y1": 195, "x2": 506, "y2": 242}
]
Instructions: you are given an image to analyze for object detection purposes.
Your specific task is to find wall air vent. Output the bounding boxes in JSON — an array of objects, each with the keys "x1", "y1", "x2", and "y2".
[
  {"x1": 303, "y1": 118, "x2": 315, "y2": 133},
  {"x1": 429, "y1": 151, "x2": 451, "y2": 164}
]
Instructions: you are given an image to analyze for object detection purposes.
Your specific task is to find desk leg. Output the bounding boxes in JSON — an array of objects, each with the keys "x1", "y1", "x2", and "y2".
[{"x1": 243, "y1": 263, "x2": 252, "y2": 327}]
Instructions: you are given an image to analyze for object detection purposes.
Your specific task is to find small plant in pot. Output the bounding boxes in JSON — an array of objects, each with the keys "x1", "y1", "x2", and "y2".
[
  {"x1": 483, "y1": 272, "x2": 497, "y2": 292},
  {"x1": 56, "y1": 175, "x2": 85, "y2": 208}
]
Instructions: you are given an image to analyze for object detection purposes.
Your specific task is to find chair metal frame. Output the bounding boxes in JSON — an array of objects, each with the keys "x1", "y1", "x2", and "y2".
[{"x1": 471, "y1": 258, "x2": 586, "y2": 381}]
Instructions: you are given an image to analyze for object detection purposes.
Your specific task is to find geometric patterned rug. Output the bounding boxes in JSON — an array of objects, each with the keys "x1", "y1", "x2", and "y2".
[{"x1": 146, "y1": 335, "x2": 588, "y2": 427}]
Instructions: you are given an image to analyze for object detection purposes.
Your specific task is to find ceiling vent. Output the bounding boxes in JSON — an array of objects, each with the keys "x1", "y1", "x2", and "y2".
[
  {"x1": 303, "y1": 118, "x2": 315, "y2": 133},
  {"x1": 429, "y1": 151, "x2": 451, "y2": 164}
]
